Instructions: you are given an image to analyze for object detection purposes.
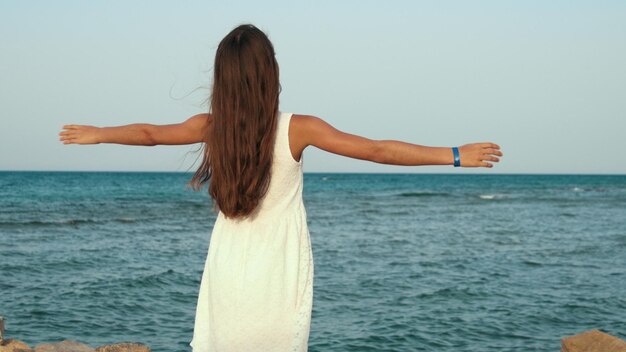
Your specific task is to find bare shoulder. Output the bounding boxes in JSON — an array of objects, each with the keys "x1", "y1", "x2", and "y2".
[
  {"x1": 291, "y1": 113, "x2": 324, "y2": 127},
  {"x1": 290, "y1": 113, "x2": 351, "y2": 145},
  {"x1": 186, "y1": 113, "x2": 212, "y2": 127},
  {"x1": 290, "y1": 113, "x2": 315, "y2": 131},
  {"x1": 290, "y1": 113, "x2": 379, "y2": 162},
  {"x1": 290, "y1": 114, "x2": 331, "y2": 137},
  {"x1": 290, "y1": 114, "x2": 326, "y2": 148},
  {"x1": 186, "y1": 113, "x2": 212, "y2": 142}
]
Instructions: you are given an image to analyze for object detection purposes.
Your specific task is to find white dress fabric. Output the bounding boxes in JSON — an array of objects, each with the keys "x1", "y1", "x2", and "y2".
[{"x1": 189, "y1": 112, "x2": 314, "y2": 352}]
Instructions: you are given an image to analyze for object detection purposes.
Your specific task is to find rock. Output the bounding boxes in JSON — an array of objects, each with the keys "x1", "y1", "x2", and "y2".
[
  {"x1": 0, "y1": 339, "x2": 33, "y2": 352},
  {"x1": 561, "y1": 329, "x2": 626, "y2": 352},
  {"x1": 0, "y1": 316, "x2": 5, "y2": 343},
  {"x1": 94, "y1": 343, "x2": 150, "y2": 352},
  {"x1": 34, "y1": 340, "x2": 94, "y2": 352}
]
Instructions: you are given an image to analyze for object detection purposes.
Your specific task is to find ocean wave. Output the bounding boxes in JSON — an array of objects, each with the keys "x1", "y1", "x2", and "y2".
[
  {"x1": 522, "y1": 259, "x2": 543, "y2": 267},
  {"x1": 114, "y1": 217, "x2": 137, "y2": 223},
  {"x1": 414, "y1": 286, "x2": 485, "y2": 300},
  {"x1": 0, "y1": 218, "x2": 102, "y2": 228},
  {"x1": 0, "y1": 217, "x2": 145, "y2": 228},
  {"x1": 85, "y1": 269, "x2": 191, "y2": 291},
  {"x1": 397, "y1": 191, "x2": 450, "y2": 198}
]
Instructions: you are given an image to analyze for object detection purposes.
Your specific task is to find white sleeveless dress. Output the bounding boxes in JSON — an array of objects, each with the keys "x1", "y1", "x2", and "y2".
[{"x1": 189, "y1": 112, "x2": 314, "y2": 352}]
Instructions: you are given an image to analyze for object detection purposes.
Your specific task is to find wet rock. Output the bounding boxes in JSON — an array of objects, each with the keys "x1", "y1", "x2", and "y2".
[
  {"x1": 0, "y1": 316, "x2": 4, "y2": 343},
  {"x1": 561, "y1": 329, "x2": 626, "y2": 352},
  {"x1": 94, "y1": 343, "x2": 150, "y2": 352},
  {"x1": 0, "y1": 339, "x2": 33, "y2": 352},
  {"x1": 34, "y1": 340, "x2": 94, "y2": 352}
]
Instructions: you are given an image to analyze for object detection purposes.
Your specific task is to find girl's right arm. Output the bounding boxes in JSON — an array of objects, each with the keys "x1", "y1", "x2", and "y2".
[
  {"x1": 59, "y1": 114, "x2": 210, "y2": 146},
  {"x1": 293, "y1": 114, "x2": 502, "y2": 168}
]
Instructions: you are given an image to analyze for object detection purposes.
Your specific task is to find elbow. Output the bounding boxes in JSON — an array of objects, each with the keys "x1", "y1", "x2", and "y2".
[{"x1": 142, "y1": 126, "x2": 158, "y2": 146}]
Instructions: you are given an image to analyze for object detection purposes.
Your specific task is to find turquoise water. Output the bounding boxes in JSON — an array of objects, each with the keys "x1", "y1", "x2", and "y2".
[{"x1": 1, "y1": 171, "x2": 625, "y2": 351}]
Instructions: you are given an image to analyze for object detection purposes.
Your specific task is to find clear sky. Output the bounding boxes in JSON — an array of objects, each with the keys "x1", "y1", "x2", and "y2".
[{"x1": 1, "y1": 1, "x2": 624, "y2": 174}]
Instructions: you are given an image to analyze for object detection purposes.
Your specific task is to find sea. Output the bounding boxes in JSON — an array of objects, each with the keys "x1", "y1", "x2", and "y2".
[{"x1": 1, "y1": 171, "x2": 625, "y2": 351}]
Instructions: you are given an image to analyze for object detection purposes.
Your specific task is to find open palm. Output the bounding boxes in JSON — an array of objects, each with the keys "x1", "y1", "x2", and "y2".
[{"x1": 59, "y1": 125, "x2": 100, "y2": 145}]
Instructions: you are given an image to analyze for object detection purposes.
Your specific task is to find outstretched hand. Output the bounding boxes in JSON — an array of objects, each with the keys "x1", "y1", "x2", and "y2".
[
  {"x1": 59, "y1": 125, "x2": 100, "y2": 145},
  {"x1": 459, "y1": 143, "x2": 502, "y2": 168}
]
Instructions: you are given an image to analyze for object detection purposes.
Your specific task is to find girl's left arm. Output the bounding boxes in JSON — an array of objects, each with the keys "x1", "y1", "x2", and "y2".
[{"x1": 59, "y1": 114, "x2": 211, "y2": 146}]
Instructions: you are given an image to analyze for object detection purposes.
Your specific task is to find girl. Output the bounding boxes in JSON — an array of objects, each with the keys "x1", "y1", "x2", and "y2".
[{"x1": 59, "y1": 24, "x2": 502, "y2": 352}]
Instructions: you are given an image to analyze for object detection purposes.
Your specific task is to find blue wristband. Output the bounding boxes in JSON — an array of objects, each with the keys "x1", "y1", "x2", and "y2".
[{"x1": 452, "y1": 147, "x2": 461, "y2": 167}]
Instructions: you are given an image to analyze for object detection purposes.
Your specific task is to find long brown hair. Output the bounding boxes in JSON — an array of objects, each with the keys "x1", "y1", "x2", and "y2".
[{"x1": 189, "y1": 24, "x2": 281, "y2": 219}]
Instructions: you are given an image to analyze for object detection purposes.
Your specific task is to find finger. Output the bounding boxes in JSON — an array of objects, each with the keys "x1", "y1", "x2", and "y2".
[
  {"x1": 62, "y1": 135, "x2": 75, "y2": 140},
  {"x1": 481, "y1": 143, "x2": 500, "y2": 149},
  {"x1": 480, "y1": 161, "x2": 493, "y2": 168},
  {"x1": 483, "y1": 148, "x2": 503, "y2": 157}
]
